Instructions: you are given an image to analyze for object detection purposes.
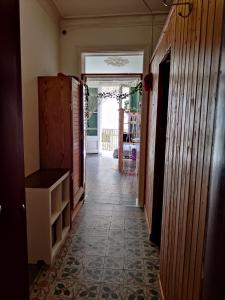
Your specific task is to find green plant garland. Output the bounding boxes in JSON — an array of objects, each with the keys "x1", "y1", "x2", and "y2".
[{"x1": 84, "y1": 82, "x2": 143, "y2": 120}]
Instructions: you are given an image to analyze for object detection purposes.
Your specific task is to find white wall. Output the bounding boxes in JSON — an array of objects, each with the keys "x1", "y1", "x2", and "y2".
[
  {"x1": 59, "y1": 14, "x2": 167, "y2": 75},
  {"x1": 19, "y1": 4, "x2": 166, "y2": 176},
  {"x1": 20, "y1": 0, "x2": 60, "y2": 176}
]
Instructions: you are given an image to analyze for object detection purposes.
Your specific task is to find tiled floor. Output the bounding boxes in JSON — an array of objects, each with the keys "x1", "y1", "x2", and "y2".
[{"x1": 30, "y1": 155, "x2": 160, "y2": 300}]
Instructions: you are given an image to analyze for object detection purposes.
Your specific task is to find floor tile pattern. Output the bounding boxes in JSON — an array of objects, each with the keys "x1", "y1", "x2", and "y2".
[
  {"x1": 31, "y1": 204, "x2": 160, "y2": 300},
  {"x1": 30, "y1": 155, "x2": 160, "y2": 299}
]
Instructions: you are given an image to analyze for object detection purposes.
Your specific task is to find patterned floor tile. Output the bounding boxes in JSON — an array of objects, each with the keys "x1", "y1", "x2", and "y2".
[
  {"x1": 95, "y1": 220, "x2": 111, "y2": 229},
  {"x1": 108, "y1": 237, "x2": 125, "y2": 248},
  {"x1": 107, "y1": 246, "x2": 126, "y2": 257},
  {"x1": 143, "y1": 248, "x2": 159, "y2": 260},
  {"x1": 49, "y1": 280, "x2": 75, "y2": 299},
  {"x1": 111, "y1": 216, "x2": 125, "y2": 223},
  {"x1": 30, "y1": 156, "x2": 160, "y2": 300},
  {"x1": 124, "y1": 286, "x2": 150, "y2": 300},
  {"x1": 125, "y1": 239, "x2": 142, "y2": 249},
  {"x1": 143, "y1": 259, "x2": 160, "y2": 273},
  {"x1": 67, "y1": 247, "x2": 85, "y2": 258},
  {"x1": 149, "y1": 287, "x2": 160, "y2": 300},
  {"x1": 125, "y1": 270, "x2": 146, "y2": 286},
  {"x1": 124, "y1": 223, "x2": 144, "y2": 231},
  {"x1": 124, "y1": 258, "x2": 144, "y2": 271},
  {"x1": 57, "y1": 255, "x2": 83, "y2": 280},
  {"x1": 85, "y1": 247, "x2": 107, "y2": 256},
  {"x1": 82, "y1": 268, "x2": 103, "y2": 282},
  {"x1": 87, "y1": 229, "x2": 109, "y2": 237},
  {"x1": 104, "y1": 257, "x2": 125, "y2": 269},
  {"x1": 109, "y1": 230, "x2": 125, "y2": 239},
  {"x1": 125, "y1": 230, "x2": 148, "y2": 240},
  {"x1": 126, "y1": 247, "x2": 144, "y2": 258},
  {"x1": 84, "y1": 256, "x2": 105, "y2": 269},
  {"x1": 102, "y1": 269, "x2": 125, "y2": 284},
  {"x1": 99, "y1": 283, "x2": 125, "y2": 300},
  {"x1": 73, "y1": 281, "x2": 100, "y2": 299},
  {"x1": 110, "y1": 219, "x2": 125, "y2": 229},
  {"x1": 144, "y1": 270, "x2": 158, "y2": 286}
]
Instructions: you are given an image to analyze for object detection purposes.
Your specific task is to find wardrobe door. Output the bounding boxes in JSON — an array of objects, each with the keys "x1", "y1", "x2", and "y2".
[
  {"x1": 39, "y1": 76, "x2": 73, "y2": 169},
  {"x1": 0, "y1": 1, "x2": 29, "y2": 299},
  {"x1": 71, "y1": 78, "x2": 85, "y2": 208}
]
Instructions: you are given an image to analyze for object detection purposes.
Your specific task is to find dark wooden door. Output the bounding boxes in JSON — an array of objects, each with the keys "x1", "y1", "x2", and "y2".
[
  {"x1": 150, "y1": 53, "x2": 171, "y2": 246},
  {"x1": 0, "y1": 1, "x2": 29, "y2": 299}
]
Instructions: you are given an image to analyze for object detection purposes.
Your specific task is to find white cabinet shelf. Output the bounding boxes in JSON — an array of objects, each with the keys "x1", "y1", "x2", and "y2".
[{"x1": 25, "y1": 169, "x2": 71, "y2": 265}]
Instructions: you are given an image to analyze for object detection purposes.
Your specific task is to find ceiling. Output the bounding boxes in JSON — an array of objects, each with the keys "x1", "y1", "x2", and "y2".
[{"x1": 51, "y1": 0, "x2": 169, "y2": 19}]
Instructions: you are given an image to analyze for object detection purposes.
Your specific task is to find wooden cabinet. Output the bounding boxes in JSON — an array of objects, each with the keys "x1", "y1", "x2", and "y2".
[
  {"x1": 38, "y1": 76, "x2": 85, "y2": 213},
  {"x1": 25, "y1": 169, "x2": 70, "y2": 265}
]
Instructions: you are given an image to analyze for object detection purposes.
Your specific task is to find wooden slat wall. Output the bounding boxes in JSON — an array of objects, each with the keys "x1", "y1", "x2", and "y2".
[{"x1": 144, "y1": 1, "x2": 224, "y2": 299}]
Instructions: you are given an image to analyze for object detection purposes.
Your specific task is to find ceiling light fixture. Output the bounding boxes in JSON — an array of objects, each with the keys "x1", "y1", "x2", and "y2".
[
  {"x1": 162, "y1": 0, "x2": 193, "y2": 18},
  {"x1": 104, "y1": 57, "x2": 130, "y2": 67}
]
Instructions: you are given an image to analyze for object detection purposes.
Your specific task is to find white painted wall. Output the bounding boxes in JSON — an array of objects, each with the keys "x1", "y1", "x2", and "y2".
[
  {"x1": 20, "y1": 0, "x2": 60, "y2": 176},
  {"x1": 59, "y1": 15, "x2": 167, "y2": 75},
  {"x1": 19, "y1": 3, "x2": 166, "y2": 176}
]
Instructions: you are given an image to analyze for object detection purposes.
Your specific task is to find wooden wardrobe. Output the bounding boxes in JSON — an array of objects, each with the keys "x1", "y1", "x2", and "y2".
[{"x1": 38, "y1": 75, "x2": 85, "y2": 216}]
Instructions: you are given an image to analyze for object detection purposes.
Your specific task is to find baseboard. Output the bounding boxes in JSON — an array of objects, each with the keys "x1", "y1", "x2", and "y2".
[
  {"x1": 71, "y1": 198, "x2": 84, "y2": 222},
  {"x1": 144, "y1": 205, "x2": 151, "y2": 234},
  {"x1": 158, "y1": 274, "x2": 165, "y2": 300},
  {"x1": 73, "y1": 187, "x2": 85, "y2": 207}
]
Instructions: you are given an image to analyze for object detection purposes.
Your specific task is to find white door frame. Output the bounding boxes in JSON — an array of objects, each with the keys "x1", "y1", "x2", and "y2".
[{"x1": 80, "y1": 46, "x2": 149, "y2": 207}]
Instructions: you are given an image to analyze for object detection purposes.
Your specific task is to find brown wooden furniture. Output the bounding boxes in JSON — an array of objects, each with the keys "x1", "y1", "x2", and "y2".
[{"x1": 38, "y1": 76, "x2": 85, "y2": 218}]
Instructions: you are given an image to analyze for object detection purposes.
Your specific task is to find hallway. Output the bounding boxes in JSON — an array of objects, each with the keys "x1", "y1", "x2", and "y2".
[{"x1": 30, "y1": 155, "x2": 160, "y2": 299}]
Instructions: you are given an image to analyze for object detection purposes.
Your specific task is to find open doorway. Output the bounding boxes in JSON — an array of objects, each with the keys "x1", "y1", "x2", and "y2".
[
  {"x1": 81, "y1": 50, "x2": 144, "y2": 206},
  {"x1": 150, "y1": 52, "x2": 171, "y2": 247},
  {"x1": 83, "y1": 74, "x2": 143, "y2": 206}
]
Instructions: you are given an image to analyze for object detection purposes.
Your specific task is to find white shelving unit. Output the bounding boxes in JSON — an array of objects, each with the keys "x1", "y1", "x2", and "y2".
[{"x1": 25, "y1": 169, "x2": 70, "y2": 265}]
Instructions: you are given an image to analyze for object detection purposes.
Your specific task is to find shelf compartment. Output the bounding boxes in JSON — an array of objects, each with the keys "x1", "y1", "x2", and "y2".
[
  {"x1": 51, "y1": 216, "x2": 62, "y2": 249},
  {"x1": 50, "y1": 184, "x2": 61, "y2": 218},
  {"x1": 62, "y1": 177, "x2": 70, "y2": 206},
  {"x1": 62, "y1": 203, "x2": 70, "y2": 227},
  {"x1": 25, "y1": 169, "x2": 71, "y2": 265}
]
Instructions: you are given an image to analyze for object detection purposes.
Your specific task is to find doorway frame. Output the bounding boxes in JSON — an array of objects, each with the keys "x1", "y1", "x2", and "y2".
[
  {"x1": 78, "y1": 46, "x2": 150, "y2": 207},
  {"x1": 82, "y1": 73, "x2": 144, "y2": 205},
  {"x1": 150, "y1": 50, "x2": 171, "y2": 246}
]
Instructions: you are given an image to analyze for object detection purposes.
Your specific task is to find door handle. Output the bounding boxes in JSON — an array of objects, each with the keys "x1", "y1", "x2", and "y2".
[
  {"x1": 20, "y1": 204, "x2": 26, "y2": 214},
  {"x1": 0, "y1": 205, "x2": 2, "y2": 214}
]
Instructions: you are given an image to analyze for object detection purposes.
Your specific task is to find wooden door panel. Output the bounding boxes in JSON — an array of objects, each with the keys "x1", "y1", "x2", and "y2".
[
  {"x1": 0, "y1": 1, "x2": 29, "y2": 299},
  {"x1": 39, "y1": 76, "x2": 72, "y2": 169},
  {"x1": 72, "y1": 79, "x2": 83, "y2": 207}
]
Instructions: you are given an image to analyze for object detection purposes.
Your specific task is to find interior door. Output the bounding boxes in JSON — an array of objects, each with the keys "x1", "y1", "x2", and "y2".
[{"x1": 0, "y1": 1, "x2": 29, "y2": 299}]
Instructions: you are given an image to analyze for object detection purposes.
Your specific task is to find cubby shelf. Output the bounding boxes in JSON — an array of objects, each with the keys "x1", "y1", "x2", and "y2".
[{"x1": 25, "y1": 169, "x2": 71, "y2": 265}]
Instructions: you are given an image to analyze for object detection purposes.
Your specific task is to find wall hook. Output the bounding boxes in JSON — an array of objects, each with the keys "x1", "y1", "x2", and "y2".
[{"x1": 162, "y1": 0, "x2": 193, "y2": 18}]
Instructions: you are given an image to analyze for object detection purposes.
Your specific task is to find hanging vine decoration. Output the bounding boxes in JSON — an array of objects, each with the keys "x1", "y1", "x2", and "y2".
[
  {"x1": 98, "y1": 82, "x2": 143, "y2": 102},
  {"x1": 84, "y1": 82, "x2": 143, "y2": 121},
  {"x1": 84, "y1": 83, "x2": 90, "y2": 121}
]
